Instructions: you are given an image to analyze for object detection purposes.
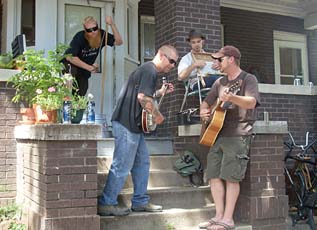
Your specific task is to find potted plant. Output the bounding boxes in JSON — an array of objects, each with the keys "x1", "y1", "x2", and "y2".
[
  {"x1": 71, "y1": 94, "x2": 88, "y2": 124},
  {"x1": 7, "y1": 44, "x2": 72, "y2": 124}
]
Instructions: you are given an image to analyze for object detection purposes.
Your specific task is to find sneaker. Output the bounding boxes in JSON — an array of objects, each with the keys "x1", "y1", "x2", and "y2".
[
  {"x1": 98, "y1": 205, "x2": 130, "y2": 216},
  {"x1": 131, "y1": 203, "x2": 163, "y2": 212}
]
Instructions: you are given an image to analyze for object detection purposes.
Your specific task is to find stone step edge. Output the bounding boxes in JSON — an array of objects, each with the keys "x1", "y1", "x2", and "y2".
[
  {"x1": 97, "y1": 168, "x2": 189, "y2": 174},
  {"x1": 119, "y1": 185, "x2": 210, "y2": 194},
  {"x1": 100, "y1": 205, "x2": 252, "y2": 229},
  {"x1": 100, "y1": 204, "x2": 215, "y2": 219}
]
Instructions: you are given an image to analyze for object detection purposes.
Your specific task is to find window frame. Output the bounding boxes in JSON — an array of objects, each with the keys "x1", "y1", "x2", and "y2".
[
  {"x1": 140, "y1": 15, "x2": 155, "y2": 64},
  {"x1": 273, "y1": 30, "x2": 309, "y2": 85}
]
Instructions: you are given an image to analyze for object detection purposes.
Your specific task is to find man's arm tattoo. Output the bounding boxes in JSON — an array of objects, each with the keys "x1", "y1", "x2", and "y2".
[{"x1": 140, "y1": 96, "x2": 161, "y2": 119}]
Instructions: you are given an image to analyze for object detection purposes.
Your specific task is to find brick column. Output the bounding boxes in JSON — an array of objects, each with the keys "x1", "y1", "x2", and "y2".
[
  {"x1": 236, "y1": 121, "x2": 289, "y2": 230},
  {"x1": 15, "y1": 124, "x2": 102, "y2": 230},
  {"x1": 0, "y1": 82, "x2": 20, "y2": 207},
  {"x1": 154, "y1": 0, "x2": 222, "y2": 137}
]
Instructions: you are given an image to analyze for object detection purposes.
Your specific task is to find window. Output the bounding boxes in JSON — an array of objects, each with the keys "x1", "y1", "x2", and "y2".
[
  {"x1": 140, "y1": 16, "x2": 155, "y2": 63},
  {"x1": 273, "y1": 31, "x2": 309, "y2": 85},
  {"x1": 21, "y1": 0, "x2": 35, "y2": 46}
]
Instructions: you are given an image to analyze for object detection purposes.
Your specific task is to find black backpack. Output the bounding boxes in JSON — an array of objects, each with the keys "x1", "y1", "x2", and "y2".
[{"x1": 173, "y1": 151, "x2": 204, "y2": 187}]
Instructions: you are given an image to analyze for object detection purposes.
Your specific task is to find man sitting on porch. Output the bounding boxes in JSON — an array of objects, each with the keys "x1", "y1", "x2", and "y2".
[{"x1": 178, "y1": 29, "x2": 220, "y2": 91}]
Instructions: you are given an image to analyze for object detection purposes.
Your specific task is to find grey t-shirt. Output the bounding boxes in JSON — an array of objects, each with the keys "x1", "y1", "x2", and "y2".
[{"x1": 204, "y1": 71, "x2": 261, "y2": 136}]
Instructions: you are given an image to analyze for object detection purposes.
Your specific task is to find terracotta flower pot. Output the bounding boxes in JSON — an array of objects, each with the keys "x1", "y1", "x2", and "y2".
[
  {"x1": 19, "y1": 107, "x2": 35, "y2": 125},
  {"x1": 33, "y1": 104, "x2": 58, "y2": 124}
]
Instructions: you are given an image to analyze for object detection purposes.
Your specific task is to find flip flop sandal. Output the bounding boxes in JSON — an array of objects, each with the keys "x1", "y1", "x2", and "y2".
[
  {"x1": 198, "y1": 219, "x2": 217, "y2": 229},
  {"x1": 207, "y1": 221, "x2": 235, "y2": 230}
]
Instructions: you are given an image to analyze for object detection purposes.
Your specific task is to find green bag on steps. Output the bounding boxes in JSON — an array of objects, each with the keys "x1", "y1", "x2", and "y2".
[{"x1": 173, "y1": 151, "x2": 203, "y2": 186}]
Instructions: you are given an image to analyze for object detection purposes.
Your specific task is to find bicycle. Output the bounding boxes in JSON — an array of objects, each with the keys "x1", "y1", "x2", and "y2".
[{"x1": 284, "y1": 132, "x2": 317, "y2": 230}]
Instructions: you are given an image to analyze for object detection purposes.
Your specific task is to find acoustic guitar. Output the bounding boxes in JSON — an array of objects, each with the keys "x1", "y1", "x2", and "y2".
[
  {"x1": 141, "y1": 79, "x2": 168, "y2": 133},
  {"x1": 199, "y1": 80, "x2": 241, "y2": 147}
]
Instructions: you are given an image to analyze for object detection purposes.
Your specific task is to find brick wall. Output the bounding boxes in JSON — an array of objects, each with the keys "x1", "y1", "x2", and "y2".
[
  {"x1": 258, "y1": 93, "x2": 317, "y2": 144},
  {"x1": 139, "y1": 0, "x2": 154, "y2": 16},
  {"x1": 0, "y1": 82, "x2": 20, "y2": 206},
  {"x1": 15, "y1": 125, "x2": 101, "y2": 230},
  {"x1": 173, "y1": 8, "x2": 317, "y2": 152},
  {"x1": 236, "y1": 133, "x2": 288, "y2": 230},
  {"x1": 154, "y1": 0, "x2": 222, "y2": 138},
  {"x1": 220, "y1": 7, "x2": 308, "y2": 84}
]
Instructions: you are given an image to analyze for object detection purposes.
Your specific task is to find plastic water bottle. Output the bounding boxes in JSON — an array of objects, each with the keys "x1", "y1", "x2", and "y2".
[
  {"x1": 62, "y1": 100, "x2": 72, "y2": 124},
  {"x1": 87, "y1": 93, "x2": 95, "y2": 124}
]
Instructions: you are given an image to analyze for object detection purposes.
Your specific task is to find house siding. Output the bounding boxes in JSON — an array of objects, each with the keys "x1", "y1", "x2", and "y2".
[{"x1": 0, "y1": 1, "x2": 2, "y2": 53}]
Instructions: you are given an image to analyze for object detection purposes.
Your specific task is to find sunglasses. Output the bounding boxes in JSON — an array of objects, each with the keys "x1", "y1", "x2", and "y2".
[
  {"x1": 85, "y1": 25, "x2": 98, "y2": 33},
  {"x1": 212, "y1": 56, "x2": 227, "y2": 63},
  {"x1": 164, "y1": 54, "x2": 177, "y2": 65}
]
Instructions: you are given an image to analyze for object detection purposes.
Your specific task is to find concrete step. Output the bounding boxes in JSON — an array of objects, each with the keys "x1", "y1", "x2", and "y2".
[
  {"x1": 97, "y1": 155, "x2": 179, "y2": 171},
  {"x1": 97, "y1": 137, "x2": 174, "y2": 156},
  {"x1": 113, "y1": 186, "x2": 213, "y2": 209},
  {"x1": 98, "y1": 169, "x2": 193, "y2": 192},
  {"x1": 100, "y1": 206, "x2": 252, "y2": 230},
  {"x1": 286, "y1": 215, "x2": 317, "y2": 230}
]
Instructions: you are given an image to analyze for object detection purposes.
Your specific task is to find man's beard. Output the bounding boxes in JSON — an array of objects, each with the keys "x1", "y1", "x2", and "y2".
[{"x1": 84, "y1": 30, "x2": 102, "y2": 48}]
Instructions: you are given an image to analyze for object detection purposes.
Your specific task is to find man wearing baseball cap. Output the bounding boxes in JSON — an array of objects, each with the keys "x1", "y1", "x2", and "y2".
[
  {"x1": 199, "y1": 45, "x2": 261, "y2": 230},
  {"x1": 178, "y1": 29, "x2": 220, "y2": 93}
]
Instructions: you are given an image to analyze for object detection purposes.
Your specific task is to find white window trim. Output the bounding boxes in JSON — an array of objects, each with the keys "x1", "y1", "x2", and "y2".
[
  {"x1": 125, "y1": 0, "x2": 139, "y2": 62},
  {"x1": 273, "y1": 30, "x2": 309, "y2": 86},
  {"x1": 140, "y1": 15, "x2": 155, "y2": 64}
]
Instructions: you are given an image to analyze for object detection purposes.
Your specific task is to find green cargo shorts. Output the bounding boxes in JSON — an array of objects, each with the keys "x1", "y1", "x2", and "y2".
[{"x1": 206, "y1": 136, "x2": 251, "y2": 183}]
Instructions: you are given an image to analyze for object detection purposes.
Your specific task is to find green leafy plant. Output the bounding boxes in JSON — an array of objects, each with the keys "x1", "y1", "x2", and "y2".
[
  {"x1": 0, "y1": 52, "x2": 14, "y2": 69},
  {"x1": 166, "y1": 223, "x2": 175, "y2": 230},
  {"x1": 0, "y1": 204, "x2": 26, "y2": 230},
  {"x1": 7, "y1": 44, "x2": 72, "y2": 109},
  {"x1": 71, "y1": 94, "x2": 88, "y2": 120}
]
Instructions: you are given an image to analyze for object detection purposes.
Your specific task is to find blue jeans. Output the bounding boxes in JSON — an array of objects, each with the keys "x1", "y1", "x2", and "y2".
[{"x1": 98, "y1": 121, "x2": 150, "y2": 207}]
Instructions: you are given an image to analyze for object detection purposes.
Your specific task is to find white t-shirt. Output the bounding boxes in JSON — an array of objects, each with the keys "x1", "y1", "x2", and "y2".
[{"x1": 178, "y1": 52, "x2": 218, "y2": 89}]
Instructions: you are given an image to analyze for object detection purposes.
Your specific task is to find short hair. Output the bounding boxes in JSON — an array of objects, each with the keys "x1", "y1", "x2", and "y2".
[
  {"x1": 83, "y1": 16, "x2": 97, "y2": 25},
  {"x1": 158, "y1": 44, "x2": 178, "y2": 57}
]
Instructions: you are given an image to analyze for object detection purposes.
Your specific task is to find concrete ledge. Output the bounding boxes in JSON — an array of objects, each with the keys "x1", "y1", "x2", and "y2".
[
  {"x1": 0, "y1": 69, "x2": 20, "y2": 82},
  {"x1": 14, "y1": 124, "x2": 102, "y2": 140},
  {"x1": 259, "y1": 83, "x2": 317, "y2": 95},
  {"x1": 178, "y1": 120, "x2": 288, "y2": 136}
]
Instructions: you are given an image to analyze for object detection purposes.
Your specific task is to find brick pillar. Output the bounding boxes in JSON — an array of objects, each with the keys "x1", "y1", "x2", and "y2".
[
  {"x1": 235, "y1": 121, "x2": 289, "y2": 230},
  {"x1": 154, "y1": 0, "x2": 222, "y2": 138},
  {"x1": 0, "y1": 82, "x2": 20, "y2": 207},
  {"x1": 15, "y1": 124, "x2": 102, "y2": 230}
]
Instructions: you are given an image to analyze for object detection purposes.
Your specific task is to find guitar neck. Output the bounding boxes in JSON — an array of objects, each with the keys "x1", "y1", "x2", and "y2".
[{"x1": 157, "y1": 84, "x2": 168, "y2": 108}]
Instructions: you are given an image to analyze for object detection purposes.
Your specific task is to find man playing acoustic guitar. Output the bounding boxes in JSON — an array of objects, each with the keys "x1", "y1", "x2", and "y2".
[
  {"x1": 199, "y1": 46, "x2": 260, "y2": 230},
  {"x1": 98, "y1": 45, "x2": 177, "y2": 216}
]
